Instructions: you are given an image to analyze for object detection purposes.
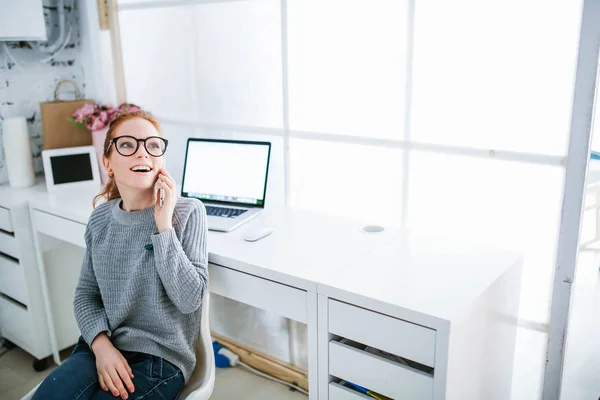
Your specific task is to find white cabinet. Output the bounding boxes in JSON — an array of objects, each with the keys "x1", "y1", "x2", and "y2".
[
  {"x1": 329, "y1": 339, "x2": 434, "y2": 399},
  {"x1": 0, "y1": 207, "x2": 14, "y2": 232},
  {"x1": 323, "y1": 299, "x2": 436, "y2": 400},
  {"x1": 0, "y1": 229, "x2": 19, "y2": 259},
  {"x1": 0, "y1": 296, "x2": 35, "y2": 351},
  {"x1": 0, "y1": 181, "x2": 53, "y2": 369},
  {"x1": 0, "y1": 253, "x2": 28, "y2": 305},
  {"x1": 0, "y1": 0, "x2": 47, "y2": 41},
  {"x1": 328, "y1": 299, "x2": 436, "y2": 368}
]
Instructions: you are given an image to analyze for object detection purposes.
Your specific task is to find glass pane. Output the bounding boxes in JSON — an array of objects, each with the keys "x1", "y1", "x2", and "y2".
[
  {"x1": 560, "y1": 251, "x2": 600, "y2": 399},
  {"x1": 407, "y1": 151, "x2": 564, "y2": 322},
  {"x1": 580, "y1": 209, "x2": 596, "y2": 245},
  {"x1": 290, "y1": 138, "x2": 403, "y2": 225},
  {"x1": 160, "y1": 123, "x2": 199, "y2": 185},
  {"x1": 591, "y1": 83, "x2": 600, "y2": 152},
  {"x1": 411, "y1": 0, "x2": 582, "y2": 155},
  {"x1": 407, "y1": 151, "x2": 564, "y2": 399},
  {"x1": 119, "y1": 7, "x2": 197, "y2": 121},
  {"x1": 287, "y1": 0, "x2": 409, "y2": 138},
  {"x1": 195, "y1": 1, "x2": 283, "y2": 128},
  {"x1": 511, "y1": 328, "x2": 547, "y2": 400}
]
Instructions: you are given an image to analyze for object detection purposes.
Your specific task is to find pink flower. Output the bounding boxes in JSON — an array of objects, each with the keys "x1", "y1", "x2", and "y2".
[
  {"x1": 82, "y1": 103, "x2": 97, "y2": 115},
  {"x1": 107, "y1": 107, "x2": 120, "y2": 124},
  {"x1": 86, "y1": 110, "x2": 109, "y2": 131},
  {"x1": 72, "y1": 103, "x2": 97, "y2": 123},
  {"x1": 118, "y1": 103, "x2": 141, "y2": 113}
]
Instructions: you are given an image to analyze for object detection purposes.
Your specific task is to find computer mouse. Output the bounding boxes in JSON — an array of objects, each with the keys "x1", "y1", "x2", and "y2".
[{"x1": 243, "y1": 227, "x2": 274, "y2": 242}]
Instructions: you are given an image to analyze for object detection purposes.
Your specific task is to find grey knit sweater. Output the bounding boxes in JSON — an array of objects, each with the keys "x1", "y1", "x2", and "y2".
[{"x1": 73, "y1": 196, "x2": 208, "y2": 383}]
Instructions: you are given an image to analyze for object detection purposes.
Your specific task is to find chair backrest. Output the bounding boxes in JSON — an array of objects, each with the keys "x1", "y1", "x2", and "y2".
[{"x1": 179, "y1": 290, "x2": 215, "y2": 400}]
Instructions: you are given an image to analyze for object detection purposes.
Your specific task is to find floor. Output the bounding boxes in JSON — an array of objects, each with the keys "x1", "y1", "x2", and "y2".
[{"x1": 0, "y1": 344, "x2": 307, "y2": 400}]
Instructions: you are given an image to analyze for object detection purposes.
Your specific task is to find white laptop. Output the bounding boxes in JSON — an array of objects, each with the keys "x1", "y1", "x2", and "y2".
[{"x1": 181, "y1": 138, "x2": 271, "y2": 232}]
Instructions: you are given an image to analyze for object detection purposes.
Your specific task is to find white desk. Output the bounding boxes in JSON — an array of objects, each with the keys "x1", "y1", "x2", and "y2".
[{"x1": 7, "y1": 182, "x2": 522, "y2": 399}]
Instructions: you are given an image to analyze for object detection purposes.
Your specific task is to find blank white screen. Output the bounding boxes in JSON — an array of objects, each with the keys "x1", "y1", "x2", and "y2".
[{"x1": 182, "y1": 141, "x2": 270, "y2": 203}]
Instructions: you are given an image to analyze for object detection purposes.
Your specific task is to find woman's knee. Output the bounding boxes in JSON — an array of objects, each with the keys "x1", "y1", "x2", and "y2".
[{"x1": 31, "y1": 350, "x2": 98, "y2": 400}]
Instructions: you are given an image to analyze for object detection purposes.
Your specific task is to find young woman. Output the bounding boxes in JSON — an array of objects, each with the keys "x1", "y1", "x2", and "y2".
[{"x1": 33, "y1": 111, "x2": 208, "y2": 400}]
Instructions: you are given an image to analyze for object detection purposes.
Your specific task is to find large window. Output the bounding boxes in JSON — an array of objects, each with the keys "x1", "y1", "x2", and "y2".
[{"x1": 116, "y1": 1, "x2": 583, "y2": 397}]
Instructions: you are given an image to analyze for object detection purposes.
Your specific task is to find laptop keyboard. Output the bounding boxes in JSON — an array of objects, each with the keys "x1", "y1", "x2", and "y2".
[{"x1": 205, "y1": 205, "x2": 248, "y2": 219}]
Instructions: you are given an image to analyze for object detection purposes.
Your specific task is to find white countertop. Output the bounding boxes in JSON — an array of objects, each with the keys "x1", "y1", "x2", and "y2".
[
  {"x1": 0, "y1": 176, "x2": 48, "y2": 209},
  {"x1": 318, "y1": 233, "x2": 521, "y2": 326},
  {"x1": 10, "y1": 181, "x2": 400, "y2": 290},
  {"x1": 208, "y1": 208, "x2": 403, "y2": 291},
  {"x1": 2, "y1": 179, "x2": 522, "y2": 325}
]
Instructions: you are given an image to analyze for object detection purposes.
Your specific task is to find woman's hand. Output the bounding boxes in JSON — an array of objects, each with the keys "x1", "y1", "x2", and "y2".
[
  {"x1": 154, "y1": 168, "x2": 177, "y2": 233},
  {"x1": 91, "y1": 333, "x2": 135, "y2": 399}
]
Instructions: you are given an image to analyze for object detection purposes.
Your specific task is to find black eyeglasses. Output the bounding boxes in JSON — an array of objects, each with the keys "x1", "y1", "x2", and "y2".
[{"x1": 106, "y1": 135, "x2": 168, "y2": 157}]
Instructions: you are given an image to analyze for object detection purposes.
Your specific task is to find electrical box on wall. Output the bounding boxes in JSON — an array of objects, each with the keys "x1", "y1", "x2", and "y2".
[{"x1": 0, "y1": 0, "x2": 47, "y2": 41}]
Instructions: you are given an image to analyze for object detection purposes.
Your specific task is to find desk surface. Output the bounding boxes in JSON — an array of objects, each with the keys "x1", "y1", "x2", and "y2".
[
  {"x1": 319, "y1": 235, "x2": 520, "y2": 325},
  {"x1": 1, "y1": 180, "x2": 521, "y2": 327}
]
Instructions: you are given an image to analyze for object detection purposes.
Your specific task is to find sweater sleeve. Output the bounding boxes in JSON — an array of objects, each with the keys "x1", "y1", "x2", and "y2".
[
  {"x1": 73, "y1": 224, "x2": 112, "y2": 346},
  {"x1": 151, "y1": 201, "x2": 209, "y2": 314}
]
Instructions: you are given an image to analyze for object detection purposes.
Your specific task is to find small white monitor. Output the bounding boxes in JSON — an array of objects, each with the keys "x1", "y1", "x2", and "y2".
[{"x1": 42, "y1": 146, "x2": 101, "y2": 192}]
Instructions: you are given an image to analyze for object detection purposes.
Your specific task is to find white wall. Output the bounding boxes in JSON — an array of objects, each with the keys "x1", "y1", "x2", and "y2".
[{"x1": 0, "y1": 0, "x2": 87, "y2": 184}]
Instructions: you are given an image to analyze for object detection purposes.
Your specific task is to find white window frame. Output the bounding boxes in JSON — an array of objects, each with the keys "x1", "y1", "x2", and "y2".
[{"x1": 92, "y1": 1, "x2": 599, "y2": 398}]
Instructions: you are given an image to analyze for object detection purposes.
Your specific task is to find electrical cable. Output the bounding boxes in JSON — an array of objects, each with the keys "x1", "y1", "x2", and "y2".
[
  {"x1": 214, "y1": 341, "x2": 309, "y2": 396},
  {"x1": 29, "y1": 0, "x2": 66, "y2": 54}
]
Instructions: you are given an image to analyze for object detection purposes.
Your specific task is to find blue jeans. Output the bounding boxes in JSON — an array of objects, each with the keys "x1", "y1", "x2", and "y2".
[{"x1": 32, "y1": 336, "x2": 184, "y2": 400}]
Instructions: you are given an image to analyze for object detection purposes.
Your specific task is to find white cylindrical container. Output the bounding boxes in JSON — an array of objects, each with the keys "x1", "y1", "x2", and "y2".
[{"x1": 2, "y1": 117, "x2": 35, "y2": 188}]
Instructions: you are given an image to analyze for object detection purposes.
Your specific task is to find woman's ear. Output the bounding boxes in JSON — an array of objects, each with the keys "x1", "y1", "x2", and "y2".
[{"x1": 102, "y1": 156, "x2": 112, "y2": 177}]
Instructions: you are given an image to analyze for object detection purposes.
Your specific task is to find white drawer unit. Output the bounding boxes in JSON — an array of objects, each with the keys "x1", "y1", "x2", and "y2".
[
  {"x1": 0, "y1": 206, "x2": 13, "y2": 233},
  {"x1": 329, "y1": 339, "x2": 434, "y2": 400},
  {"x1": 329, "y1": 382, "x2": 372, "y2": 400},
  {"x1": 0, "y1": 253, "x2": 28, "y2": 305},
  {"x1": 328, "y1": 299, "x2": 436, "y2": 368},
  {"x1": 0, "y1": 295, "x2": 35, "y2": 351},
  {"x1": 0, "y1": 230, "x2": 20, "y2": 259}
]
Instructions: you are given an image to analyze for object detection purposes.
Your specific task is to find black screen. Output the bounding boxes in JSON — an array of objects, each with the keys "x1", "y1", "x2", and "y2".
[{"x1": 50, "y1": 154, "x2": 93, "y2": 184}]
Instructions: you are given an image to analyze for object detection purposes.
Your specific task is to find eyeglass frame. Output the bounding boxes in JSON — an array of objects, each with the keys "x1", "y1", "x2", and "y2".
[{"x1": 105, "y1": 135, "x2": 169, "y2": 157}]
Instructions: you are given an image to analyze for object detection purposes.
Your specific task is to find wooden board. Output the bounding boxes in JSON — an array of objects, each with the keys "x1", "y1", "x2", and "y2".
[{"x1": 212, "y1": 332, "x2": 309, "y2": 392}]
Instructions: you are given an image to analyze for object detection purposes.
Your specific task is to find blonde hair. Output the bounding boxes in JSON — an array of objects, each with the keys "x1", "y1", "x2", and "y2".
[{"x1": 93, "y1": 111, "x2": 161, "y2": 207}]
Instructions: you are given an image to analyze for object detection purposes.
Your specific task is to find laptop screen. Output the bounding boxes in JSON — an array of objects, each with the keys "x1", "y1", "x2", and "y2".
[{"x1": 181, "y1": 139, "x2": 271, "y2": 207}]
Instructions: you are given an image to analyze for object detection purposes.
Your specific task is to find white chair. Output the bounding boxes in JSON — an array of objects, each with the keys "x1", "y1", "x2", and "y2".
[
  {"x1": 178, "y1": 291, "x2": 215, "y2": 400},
  {"x1": 21, "y1": 291, "x2": 215, "y2": 400}
]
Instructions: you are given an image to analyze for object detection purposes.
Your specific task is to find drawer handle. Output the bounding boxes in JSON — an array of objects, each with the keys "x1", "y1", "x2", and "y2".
[
  {"x1": 333, "y1": 338, "x2": 434, "y2": 376},
  {"x1": 0, "y1": 292, "x2": 27, "y2": 309},
  {"x1": 0, "y1": 251, "x2": 18, "y2": 263}
]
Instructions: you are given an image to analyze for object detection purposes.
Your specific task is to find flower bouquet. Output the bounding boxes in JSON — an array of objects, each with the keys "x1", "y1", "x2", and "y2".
[{"x1": 68, "y1": 103, "x2": 141, "y2": 131}]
